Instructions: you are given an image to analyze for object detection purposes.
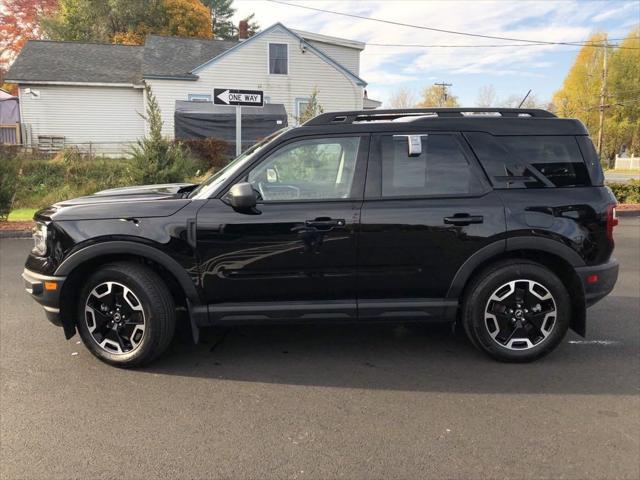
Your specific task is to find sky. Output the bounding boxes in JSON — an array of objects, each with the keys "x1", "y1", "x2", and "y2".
[{"x1": 232, "y1": 0, "x2": 640, "y2": 107}]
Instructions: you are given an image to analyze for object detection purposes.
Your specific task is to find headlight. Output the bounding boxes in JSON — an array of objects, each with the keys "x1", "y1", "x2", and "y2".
[{"x1": 32, "y1": 222, "x2": 48, "y2": 256}]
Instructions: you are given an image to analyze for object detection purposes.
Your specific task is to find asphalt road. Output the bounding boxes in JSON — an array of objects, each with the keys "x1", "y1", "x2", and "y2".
[{"x1": 1, "y1": 218, "x2": 639, "y2": 480}]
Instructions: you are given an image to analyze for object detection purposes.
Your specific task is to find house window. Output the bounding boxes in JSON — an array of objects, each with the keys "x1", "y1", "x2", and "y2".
[
  {"x1": 269, "y1": 43, "x2": 288, "y2": 75},
  {"x1": 188, "y1": 93, "x2": 211, "y2": 102},
  {"x1": 295, "y1": 98, "x2": 310, "y2": 124}
]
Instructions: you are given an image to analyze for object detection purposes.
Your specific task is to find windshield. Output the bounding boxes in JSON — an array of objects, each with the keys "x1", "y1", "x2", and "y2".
[{"x1": 189, "y1": 127, "x2": 291, "y2": 199}]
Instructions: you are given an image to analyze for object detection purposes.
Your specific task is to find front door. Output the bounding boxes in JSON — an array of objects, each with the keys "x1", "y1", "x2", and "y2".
[
  {"x1": 196, "y1": 134, "x2": 368, "y2": 322},
  {"x1": 357, "y1": 132, "x2": 505, "y2": 319}
]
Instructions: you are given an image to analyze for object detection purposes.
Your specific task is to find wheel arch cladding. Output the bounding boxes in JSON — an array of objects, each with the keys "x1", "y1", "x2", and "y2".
[
  {"x1": 449, "y1": 240, "x2": 587, "y2": 337},
  {"x1": 55, "y1": 241, "x2": 201, "y2": 339}
]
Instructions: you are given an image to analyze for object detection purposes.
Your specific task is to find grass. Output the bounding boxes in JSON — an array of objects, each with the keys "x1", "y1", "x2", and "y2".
[{"x1": 7, "y1": 208, "x2": 37, "y2": 222}]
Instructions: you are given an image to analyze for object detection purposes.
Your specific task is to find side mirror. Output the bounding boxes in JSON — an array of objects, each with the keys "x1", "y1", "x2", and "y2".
[{"x1": 227, "y1": 182, "x2": 257, "y2": 210}]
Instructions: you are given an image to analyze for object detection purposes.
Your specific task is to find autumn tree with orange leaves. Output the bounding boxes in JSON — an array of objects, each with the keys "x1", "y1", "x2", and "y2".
[{"x1": 0, "y1": 0, "x2": 58, "y2": 93}]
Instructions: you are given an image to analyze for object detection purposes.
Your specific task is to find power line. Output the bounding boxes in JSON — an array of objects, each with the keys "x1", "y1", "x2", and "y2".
[
  {"x1": 267, "y1": 0, "x2": 640, "y2": 49},
  {"x1": 366, "y1": 39, "x2": 633, "y2": 49}
]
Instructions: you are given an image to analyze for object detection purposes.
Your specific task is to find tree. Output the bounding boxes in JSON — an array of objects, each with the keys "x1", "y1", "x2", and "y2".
[
  {"x1": 0, "y1": 0, "x2": 58, "y2": 93},
  {"x1": 475, "y1": 85, "x2": 498, "y2": 107},
  {"x1": 553, "y1": 29, "x2": 640, "y2": 161},
  {"x1": 416, "y1": 84, "x2": 459, "y2": 107},
  {"x1": 130, "y1": 85, "x2": 195, "y2": 184},
  {"x1": 607, "y1": 27, "x2": 640, "y2": 157},
  {"x1": 202, "y1": 0, "x2": 234, "y2": 39},
  {"x1": 387, "y1": 87, "x2": 416, "y2": 108},
  {"x1": 43, "y1": 0, "x2": 212, "y2": 45},
  {"x1": 297, "y1": 87, "x2": 324, "y2": 124},
  {"x1": 201, "y1": 0, "x2": 259, "y2": 39},
  {"x1": 162, "y1": 0, "x2": 211, "y2": 39},
  {"x1": 500, "y1": 92, "x2": 544, "y2": 109},
  {"x1": 552, "y1": 33, "x2": 607, "y2": 135}
]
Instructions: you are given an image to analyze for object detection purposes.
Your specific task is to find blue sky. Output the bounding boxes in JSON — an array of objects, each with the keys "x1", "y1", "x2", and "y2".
[{"x1": 234, "y1": 0, "x2": 640, "y2": 106}]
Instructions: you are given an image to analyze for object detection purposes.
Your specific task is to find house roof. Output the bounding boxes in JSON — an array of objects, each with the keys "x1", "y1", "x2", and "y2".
[
  {"x1": 6, "y1": 23, "x2": 366, "y2": 87},
  {"x1": 291, "y1": 29, "x2": 365, "y2": 50},
  {"x1": 142, "y1": 35, "x2": 239, "y2": 80},
  {"x1": 5, "y1": 40, "x2": 144, "y2": 85}
]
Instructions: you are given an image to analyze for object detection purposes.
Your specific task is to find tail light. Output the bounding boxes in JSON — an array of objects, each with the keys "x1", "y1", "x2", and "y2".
[{"x1": 606, "y1": 204, "x2": 618, "y2": 245}]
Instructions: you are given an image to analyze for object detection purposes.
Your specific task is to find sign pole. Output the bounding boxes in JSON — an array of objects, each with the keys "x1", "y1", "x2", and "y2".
[{"x1": 235, "y1": 105, "x2": 241, "y2": 157}]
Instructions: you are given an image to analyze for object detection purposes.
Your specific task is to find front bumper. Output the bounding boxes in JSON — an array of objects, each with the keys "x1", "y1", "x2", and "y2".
[
  {"x1": 575, "y1": 258, "x2": 619, "y2": 307},
  {"x1": 22, "y1": 268, "x2": 67, "y2": 326}
]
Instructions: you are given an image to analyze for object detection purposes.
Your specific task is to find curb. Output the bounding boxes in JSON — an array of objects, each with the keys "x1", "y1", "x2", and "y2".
[
  {"x1": 0, "y1": 230, "x2": 32, "y2": 239},
  {"x1": 617, "y1": 209, "x2": 640, "y2": 217}
]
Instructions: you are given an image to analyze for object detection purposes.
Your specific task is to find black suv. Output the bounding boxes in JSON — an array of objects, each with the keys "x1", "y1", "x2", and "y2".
[{"x1": 23, "y1": 108, "x2": 619, "y2": 367}]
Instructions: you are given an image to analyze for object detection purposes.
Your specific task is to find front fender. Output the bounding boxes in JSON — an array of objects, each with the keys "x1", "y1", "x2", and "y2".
[{"x1": 54, "y1": 240, "x2": 201, "y2": 303}]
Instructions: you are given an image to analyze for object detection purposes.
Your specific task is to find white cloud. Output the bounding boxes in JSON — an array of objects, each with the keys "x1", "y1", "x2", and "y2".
[{"x1": 232, "y1": 0, "x2": 637, "y2": 99}]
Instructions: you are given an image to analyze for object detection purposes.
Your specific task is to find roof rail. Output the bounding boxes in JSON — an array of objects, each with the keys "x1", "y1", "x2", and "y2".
[{"x1": 305, "y1": 107, "x2": 556, "y2": 126}]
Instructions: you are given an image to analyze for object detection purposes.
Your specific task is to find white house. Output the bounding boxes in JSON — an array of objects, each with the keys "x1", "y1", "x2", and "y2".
[{"x1": 6, "y1": 23, "x2": 371, "y2": 154}]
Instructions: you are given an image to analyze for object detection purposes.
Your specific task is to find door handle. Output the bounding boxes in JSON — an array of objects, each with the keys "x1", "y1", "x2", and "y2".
[
  {"x1": 305, "y1": 217, "x2": 346, "y2": 230},
  {"x1": 443, "y1": 214, "x2": 484, "y2": 226}
]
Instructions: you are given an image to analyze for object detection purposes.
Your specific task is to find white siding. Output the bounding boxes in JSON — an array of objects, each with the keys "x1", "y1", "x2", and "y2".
[
  {"x1": 306, "y1": 40, "x2": 360, "y2": 76},
  {"x1": 148, "y1": 27, "x2": 363, "y2": 138},
  {"x1": 19, "y1": 84, "x2": 144, "y2": 154}
]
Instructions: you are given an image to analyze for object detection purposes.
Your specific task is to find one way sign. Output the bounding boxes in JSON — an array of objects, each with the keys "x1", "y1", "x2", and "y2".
[{"x1": 214, "y1": 88, "x2": 264, "y2": 107}]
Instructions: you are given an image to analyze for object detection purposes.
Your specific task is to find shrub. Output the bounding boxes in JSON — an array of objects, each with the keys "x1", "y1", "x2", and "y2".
[
  {"x1": 14, "y1": 149, "x2": 135, "y2": 209},
  {"x1": 180, "y1": 137, "x2": 231, "y2": 171},
  {"x1": 0, "y1": 152, "x2": 21, "y2": 220},
  {"x1": 130, "y1": 85, "x2": 197, "y2": 184},
  {"x1": 608, "y1": 180, "x2": 640, "y2": 204}
]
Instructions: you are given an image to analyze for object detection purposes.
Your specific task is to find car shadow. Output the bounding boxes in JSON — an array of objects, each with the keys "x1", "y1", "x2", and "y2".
[{"x1": 140, "y1": 295, "x2": 640, "y2": 396}]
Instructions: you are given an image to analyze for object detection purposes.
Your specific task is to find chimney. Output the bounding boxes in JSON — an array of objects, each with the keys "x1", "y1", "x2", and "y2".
[{"x1": 238, "y1": 20, "x2": 249, "y2": 40}]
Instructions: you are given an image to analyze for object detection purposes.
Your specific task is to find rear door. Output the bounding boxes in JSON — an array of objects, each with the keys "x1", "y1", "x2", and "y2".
[{"x1": 357, "y1": 132, "x2": 506, "y2": 319}]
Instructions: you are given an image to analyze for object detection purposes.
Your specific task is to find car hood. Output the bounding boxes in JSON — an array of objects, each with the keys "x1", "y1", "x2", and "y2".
[{"x1": 35, "y1": 183, "x2": 198, "y2": 221}]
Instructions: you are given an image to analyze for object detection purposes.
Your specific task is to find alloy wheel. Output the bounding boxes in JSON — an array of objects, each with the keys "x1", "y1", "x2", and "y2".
[
  {"x1": 484, "y1": 279, "x2": 557, "y2": 350},
  {"x1": 84, "y1": 281, "x2": 146, "y2": 354}
]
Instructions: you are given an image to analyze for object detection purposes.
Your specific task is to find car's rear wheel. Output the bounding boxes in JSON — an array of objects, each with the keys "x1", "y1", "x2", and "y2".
[
  {"x1": 77, "y1": 262, "x2": 175, "y2": 367},
  {"x1": 462, "y1": 261, "x2": 571, "y2": 362}
]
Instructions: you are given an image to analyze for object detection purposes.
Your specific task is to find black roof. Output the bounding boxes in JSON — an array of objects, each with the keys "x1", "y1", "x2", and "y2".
[
  {"x1": 5, "y1": 35, "x2": 240, "y2": 84},
  {"x1": 298, "y1": 109, "x2": 588, "y2": 136},
  {"x1": 142, "y1": 35, "x2": 238, "y2": 79},
  {"x1": 5, "y1": 41, "x2": 144, "y2": 84}
]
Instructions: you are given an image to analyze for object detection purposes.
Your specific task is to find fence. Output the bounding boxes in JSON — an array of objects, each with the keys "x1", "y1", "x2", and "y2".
[
  {"x1": 615, "y1": 155, "x2": 640, "y2": 170},
  {"x1": 0, "y1": 124, "x2": 20, "y2": 145}
]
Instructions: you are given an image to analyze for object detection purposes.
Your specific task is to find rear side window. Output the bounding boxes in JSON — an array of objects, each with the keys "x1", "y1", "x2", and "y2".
[
  {"x1": 380, "y1": 134, "x2": 483, "y2": 197},
  {"x1": 465, "y1": 133, "x2": 591, "y2": 188}
]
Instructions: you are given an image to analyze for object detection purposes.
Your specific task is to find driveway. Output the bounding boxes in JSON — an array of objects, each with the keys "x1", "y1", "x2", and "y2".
[{"x1": 1, "y1": 218, "x2": 638, "y2": 479}]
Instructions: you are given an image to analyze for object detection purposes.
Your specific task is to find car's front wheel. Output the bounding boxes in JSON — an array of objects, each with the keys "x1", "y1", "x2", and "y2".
[
  {"x1": 462, "y1": 260, "x2": 571, "y2": 362},
  {"x1": 76, "y1": 262, "x2": 176, "y2": 367}
]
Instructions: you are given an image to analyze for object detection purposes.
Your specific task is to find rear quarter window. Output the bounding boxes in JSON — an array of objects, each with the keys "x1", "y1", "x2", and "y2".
[{"x1": 465, "y1": 133, "x2": 591, "y2": 188}]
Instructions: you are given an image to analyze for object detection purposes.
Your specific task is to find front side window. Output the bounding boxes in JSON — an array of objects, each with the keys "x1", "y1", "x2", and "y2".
[
  {"x1": 269, "y1": 43, "x2": 288, "y2": 75},
  {"x1": 380, "y1": 134, "x2": 482, "y2": 197},
  {"x1": 248, "y1": 137, "x2": 361, "y2": 201}
]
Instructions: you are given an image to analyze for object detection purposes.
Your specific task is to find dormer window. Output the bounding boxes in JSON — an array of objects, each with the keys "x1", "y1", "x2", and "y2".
[{"x1": 269, "y1": 43, "x2": 288, "y2": 75}]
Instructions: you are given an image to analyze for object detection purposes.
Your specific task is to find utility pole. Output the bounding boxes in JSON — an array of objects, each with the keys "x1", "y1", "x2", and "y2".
[
  {"x1": 434, "y1": 82, "x2": 452, "y2": 106},
  {"x1": 597, "y1": 43, "x2": 608, "y2": 162}
]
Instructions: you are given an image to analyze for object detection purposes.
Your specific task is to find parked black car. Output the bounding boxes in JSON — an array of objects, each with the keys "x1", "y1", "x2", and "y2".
[{"x1": 23, "y1": 108, "x2": 619, "y2": 367}]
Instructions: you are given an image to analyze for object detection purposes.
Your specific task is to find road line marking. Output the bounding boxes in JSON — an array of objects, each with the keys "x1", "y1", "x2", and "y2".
[{"x1": 567, "y1": 340, "x2": 621, "y2": 345}]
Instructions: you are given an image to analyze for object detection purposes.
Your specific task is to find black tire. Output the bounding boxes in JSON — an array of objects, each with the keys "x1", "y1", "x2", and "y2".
[
  {"x1": 76, "y1": 262, "x2": 176, "y2": 367},
  {"x1": 462, "y1": 260, "x2": 571, "y2": 362}
]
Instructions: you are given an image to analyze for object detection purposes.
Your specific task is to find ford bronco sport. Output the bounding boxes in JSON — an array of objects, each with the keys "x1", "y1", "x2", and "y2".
[{"x1": 23, "y1": 108, "x2": 619, "y2": 367}]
